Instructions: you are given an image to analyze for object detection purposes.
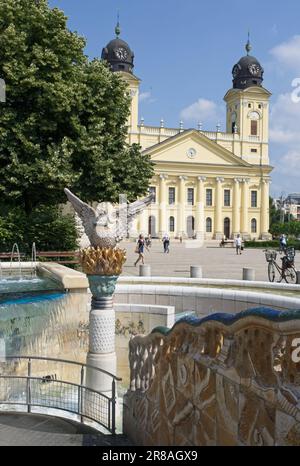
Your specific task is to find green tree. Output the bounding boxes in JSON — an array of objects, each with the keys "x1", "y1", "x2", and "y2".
[{"x1": 0, "y1": 0, "x2": 154, "y2": 216}]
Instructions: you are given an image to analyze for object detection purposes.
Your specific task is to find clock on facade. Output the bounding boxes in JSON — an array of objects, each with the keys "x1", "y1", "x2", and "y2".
[
  {"x1": 232, "y1": 64, "x2": 241, "y2": 78},
  {"x1": 115, "y1": 47, "x2": 128, "y2": 61},
  {"x1": 248, "y1": 64, "x2": 261, "y2": 76},
  {"x1": 187, "y1": 148, "x2": 196, "y2": 159}
]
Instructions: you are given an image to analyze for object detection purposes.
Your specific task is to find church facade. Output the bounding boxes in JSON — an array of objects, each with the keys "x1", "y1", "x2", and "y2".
[{"x1": 102, "y1": 27, "x2": 273, "y2": 240}]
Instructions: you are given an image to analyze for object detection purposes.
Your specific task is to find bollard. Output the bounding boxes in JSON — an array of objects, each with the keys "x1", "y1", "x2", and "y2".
[
  {"x1": 139, "y1": 264, "x2": 151, "y2": 277},
  {"x1": 243, "y1": 268, "x2": 255, "y2": 281},
  {"x1": 297, "y1": 271, "x2": 300, "y2": 285},
  {"x1": 190, "y1": 266, "x2": 203, "y2": 279}
]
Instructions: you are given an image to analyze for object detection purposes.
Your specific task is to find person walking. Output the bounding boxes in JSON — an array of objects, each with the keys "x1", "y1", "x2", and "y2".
[
  {"x1": 279, "y1": 234, "x2": 287, "y2": 253},
  {"x1": 235, "y1": 234, "x2": 242, "y2": 255},
  {"x1": 134, "y1": 234, "x2": 148, "y2": 266},
  {"x1": 162, "y1": 233, "x2": 170, "y2": 253},
  {"x1": 146, "y1": 234, "x2": 152, "y2": 248}
]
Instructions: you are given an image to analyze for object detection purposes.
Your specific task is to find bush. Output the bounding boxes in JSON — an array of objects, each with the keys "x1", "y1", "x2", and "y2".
[
  {"x1": 0, "y1": 205, "x2": 79, "y2": 254},
  {"x1": 270, "y1": 221, "x2": 300, "y2": 237},
  {"x1": 245, "y1": 239, "x2": 300, "y2": 250}
]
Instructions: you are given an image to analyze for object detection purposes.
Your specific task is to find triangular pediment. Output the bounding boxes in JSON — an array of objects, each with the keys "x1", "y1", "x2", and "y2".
[{"x1": 142, "y1": 129, "x2": 251, "y2": 167}]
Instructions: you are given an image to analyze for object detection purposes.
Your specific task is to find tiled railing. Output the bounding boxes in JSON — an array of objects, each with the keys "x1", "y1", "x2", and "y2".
[{"x1": 124, "y1": 307, "x2": 300, "y2": 446}]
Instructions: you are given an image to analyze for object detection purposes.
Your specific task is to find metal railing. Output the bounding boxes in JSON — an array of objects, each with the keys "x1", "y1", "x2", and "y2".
[{"x1": 0, "y1": 356, "x2": 121, "y2": 434}]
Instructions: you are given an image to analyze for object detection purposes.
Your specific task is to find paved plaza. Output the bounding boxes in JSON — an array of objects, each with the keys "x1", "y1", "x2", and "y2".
[
  {"x1": 0, "y1": 413, "x2": 132, "y2": 446},
  {"x1": 120, "y1": 240, "x2": 300, "y2": 282}
]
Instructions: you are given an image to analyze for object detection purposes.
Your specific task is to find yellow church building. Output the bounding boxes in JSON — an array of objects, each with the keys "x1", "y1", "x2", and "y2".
[{"x1": 102, "y1": 26, "x2": 273, "y2": 240}]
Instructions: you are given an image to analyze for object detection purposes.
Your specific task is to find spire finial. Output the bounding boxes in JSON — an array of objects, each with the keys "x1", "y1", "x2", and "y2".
[
  {"x1": 245, "y1": 30, "x2": 252, "y2": 55},
  {"x1": 115, "y1": 12, "x2": 121, "y2": 38}
]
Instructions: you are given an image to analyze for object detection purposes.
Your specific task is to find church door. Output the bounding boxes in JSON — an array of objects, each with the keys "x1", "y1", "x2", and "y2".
[
  {"x1": 187, "y1": 216, "x2": 195, "y2": 238},
  {"x1": 224, "y1": 217, "x2": 230, "y2": 239},
  {"x1": 148, "y1": 216, "x2": 156, "y2": 237}
]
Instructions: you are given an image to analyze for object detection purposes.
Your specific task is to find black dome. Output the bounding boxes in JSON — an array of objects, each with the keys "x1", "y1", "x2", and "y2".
[
  {"x1": 101, "y1": 32, "x2": 134, "y2": 74},
  {"x1": 232, "y1": 39, "x2": 264, "y2": 89}
]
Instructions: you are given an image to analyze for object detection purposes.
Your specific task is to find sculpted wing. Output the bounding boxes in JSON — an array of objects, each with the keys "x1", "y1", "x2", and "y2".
[
  {"x1": 64, "y1": 188, "x2": 97, "y2": 239},
  {"x1": 116, "y1": 193, "x2": 154, "y2": 239}
]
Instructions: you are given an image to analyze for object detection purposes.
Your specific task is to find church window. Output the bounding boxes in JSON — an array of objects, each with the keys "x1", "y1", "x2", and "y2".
[
  {"x1": 169, "y1": 187, "x2": 175, "y2": 205},
  {"x1": 251, "y1": 148, "x2": 257, "y2": 153},
  {"x1": 248, "y1": 103, "x2": 251, "y2": 108},
  {"x1": 251, "y1": 191, "x2": 257, "y2": 208},
  {"x1": 187, "y1": 188, "x2": 194, "y2": 205},
  {"x1": 224, "y1": 190, "x2": 231, "y2": 207},
  {"x1": 251, "y1": 218, "x2": 257, "y2": 233},
  {"x1": 206, "y1": 217, "x2": 212, "y2": 233},
  {"x1": 169, "y1": 216, "x2": 175, "y2": 232},
  {"x1": 251, "y1": 120, "x2": 258, "y2": 136},
  {"x1": 149, "y1": 186, "x2": 156, "y2": 203},
  {"x1": 206, "y1": 189, "x2": 213, "y2": 206}
]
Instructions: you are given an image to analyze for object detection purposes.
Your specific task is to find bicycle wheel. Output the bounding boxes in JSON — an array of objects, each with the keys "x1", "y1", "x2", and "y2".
[
  {"x1": 284, "y1": 266, "x2": 297, "y2": 284},
  {"x1": 268, "y1": 262, "x2": 276, "y2": 282}
]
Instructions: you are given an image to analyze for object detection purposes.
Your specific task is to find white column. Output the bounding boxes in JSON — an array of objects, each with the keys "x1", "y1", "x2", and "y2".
[
  {"x1": 233, "y1": 178, "x2": 241, "y2": 236},
  {"x1": 159, "y1": 174, "x2": 168, "y2": 236},
  {"x1": 215, "y1": 177, "x2": 224, "y2": 240},
  {"x1": 178, "y1": 176, "x2": 187, "y2": 237},
  {"x1": 261, "y1": 179, "x2": 270, "y2": 239},
  {"x1": 195, "y1": 176, "x2": 206, "y2": 240},
  {"x1": 241, "y1": 178, "x2": 250, "y2": 239}
]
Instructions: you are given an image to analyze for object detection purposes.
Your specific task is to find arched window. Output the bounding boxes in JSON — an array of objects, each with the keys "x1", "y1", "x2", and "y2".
[
  {"x1": 249, "y1": 111, "x2": 260, "y2": 136},
  {"x1": 251, "y1": 218, "x2": 257, "y2": 233},
  {"x1": 206, "y1": 217, "x2": 212, "y2": 233},
  {"x1": 169, "y1": 216, "x2": 175, "y2": 232}
]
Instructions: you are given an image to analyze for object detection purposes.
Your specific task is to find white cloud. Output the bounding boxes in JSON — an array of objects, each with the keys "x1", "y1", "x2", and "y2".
[
  {"x1": 180, "y1": 98, "x2": 224, "y2": 127},
  {"x1": 139, "y1": 91, "x2": 156, "y2": 104},
  {"x1": 270, "y1": 92, "x2": 300, "y2": 144},
  {"x1": 278, "y1": 150, "x2": 300, "y2": 175},
  {"x1": 269, "y1": 90, "x2": 300, "y2": 194},
  {"x1": 270, "y1": 35, "x2": 300, "y2": 73}
]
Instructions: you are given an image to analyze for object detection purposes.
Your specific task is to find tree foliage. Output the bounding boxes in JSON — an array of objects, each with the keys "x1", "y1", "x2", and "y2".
[
  {"x1": 0, "y1": 0, "x2": 154, "y2": 216},
  {"x1": 0, "y1": 0, "x2": 154, "y2": 250},
  {"x1": 0, "y1": 205, "x2": 78, "y2": 253}
]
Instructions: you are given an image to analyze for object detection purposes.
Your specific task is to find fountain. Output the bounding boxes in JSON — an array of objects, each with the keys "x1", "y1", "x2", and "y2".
[
  {"x1": 31, "y1": 242, "x2": 37, "y2": 277},
  {"x1": 9, "y1": 243, "x2": 22, "y2": 278}
]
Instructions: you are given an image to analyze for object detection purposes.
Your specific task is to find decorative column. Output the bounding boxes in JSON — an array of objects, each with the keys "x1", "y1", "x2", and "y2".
[
  {"x1": 80, "y1": 248, "x2": 126, "y2": 397},
  {"x1": 232, "y1": 178, "x2": 241, "y2": 237},
  {"x1": 195, "y1": 176, "x2": 206, "y2": 240},
  {"x1": 86, "y1": 276, "x2": 118, "y2": 395},
  {"x1": 261, "y1": 179, "x2": 270, "y2": 239},
  {"x1": 241, "y1": 178, "x2": 250, "y2": 239},
  {"x1": 159, "y1": 174, "x2": 168, "y2": 236},
  {"x1": 178, "y1": 176, "x2": 187, "y2": 238},
  {"x1": 215, "y1": 177, "x2": 224, "y2": 240}
]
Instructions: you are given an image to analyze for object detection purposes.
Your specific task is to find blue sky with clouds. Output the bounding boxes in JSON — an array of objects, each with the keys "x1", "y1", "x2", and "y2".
[{"x1": 49, "y1": 0, "x2": 300, "y2": 197}]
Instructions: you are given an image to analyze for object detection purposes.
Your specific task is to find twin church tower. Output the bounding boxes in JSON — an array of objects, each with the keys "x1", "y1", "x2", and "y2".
[{"x1": 101, "y1": 24, "x2": 272, "y2": 240}]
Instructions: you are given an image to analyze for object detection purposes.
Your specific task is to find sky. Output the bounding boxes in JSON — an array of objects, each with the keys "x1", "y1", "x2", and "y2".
[{"x1": 49, "y1": 0, "x2": 300, "y2": 197}]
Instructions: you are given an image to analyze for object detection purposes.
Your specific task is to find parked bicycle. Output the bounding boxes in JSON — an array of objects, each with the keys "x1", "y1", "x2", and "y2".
[{"x1": 264, "y1": 247, "x2": 298, "y2": 284}]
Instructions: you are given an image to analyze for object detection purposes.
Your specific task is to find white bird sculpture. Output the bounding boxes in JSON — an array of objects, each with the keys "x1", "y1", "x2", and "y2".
[{"x1": 64, "y1": 188, "x2": 154, "y2": 249}]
